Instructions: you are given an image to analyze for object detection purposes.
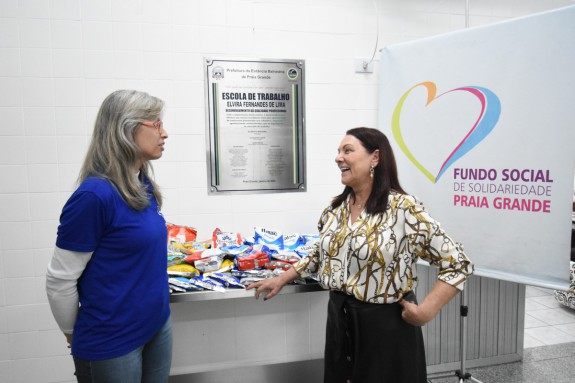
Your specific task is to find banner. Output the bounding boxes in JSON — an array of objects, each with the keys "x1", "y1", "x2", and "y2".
[{"x1": 379, "y1": 6, "x2": 575, "y2": 289}]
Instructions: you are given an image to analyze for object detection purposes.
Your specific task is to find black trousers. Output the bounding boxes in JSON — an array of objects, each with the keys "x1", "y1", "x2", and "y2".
[{"x1": 324, "y1": 291, "x2": 427, "y2": 383}]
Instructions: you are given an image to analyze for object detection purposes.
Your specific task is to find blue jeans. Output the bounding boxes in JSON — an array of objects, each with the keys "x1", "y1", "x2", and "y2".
[{"x1": 73, "y1": 318, "x2": 173, "y2": 383}]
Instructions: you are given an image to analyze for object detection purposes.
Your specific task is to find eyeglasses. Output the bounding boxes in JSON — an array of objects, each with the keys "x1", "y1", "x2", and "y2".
[{"x1": 141, "y1": 118, "x2": 163, "y2": 133}]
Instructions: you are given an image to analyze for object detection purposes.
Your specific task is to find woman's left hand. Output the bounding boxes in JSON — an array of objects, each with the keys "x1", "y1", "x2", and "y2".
[
  {"x1": 400, "y1": 281, "x2": 460, "y2": 326},
  {"x1": 399, "y1": 299, "x2": 432, "y2": 326}
]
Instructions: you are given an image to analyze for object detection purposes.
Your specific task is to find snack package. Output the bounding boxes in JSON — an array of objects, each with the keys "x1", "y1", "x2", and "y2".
[
  {"x1": 169, "y1": 285, "x2": 187, "y2": 293},
  {"x1": 169, "y1": 277, "x2": 203, "y2": 292},
  {"x1": 239, "y1": 277, "x2": 267, "y2": 286},
  {"x1": 170, "y1": 241, "x2": 207, "y2": 255},
  {"x1": 253, "y1": 227, "x2": 284, "y2": 249},
  {"x1": 272, "y1": 250, "x2": 301, "y2": 264},
  {"x1": 188, "y1": 276, "x2": 226, "y2": 292},
  {"x1": 283, "y1": 233, "x2": 304, "y2": 250},
  {"x1": 235, "y1": 251, "x2": 270, "y2": 270},
  {"x1": 195, "y1": 255, "x2": 223, "y2": 273},
  {"x1": 294, "y1": 243, "x2": 316, "y2": 258},
  {"x1": 203, "y1": 259, "x2": 235, "y2": 277},
  {"x1": 167, "y1": 223, "x2": 197, "y2": 243},
  {"x1": 185, "y1": 248, "x2": 223, "y2": 265},
  {"x1": 184, "y1": 251, "x2": 204, "y2": 265},
  {"x1": 264, "y1": 260, "x2": 293, "y2": 271},
  {"x1": 212, "y1": 228, "x2": 243, "y2": 248},
  {"x1": 219, "y1": 244, "x2": 252, "y2": 257},
  {"x1": 167, "y1": 253, "x2": 187, "y2": 267},
  {"x1": 231, "y1": 268, "x2": 274, "y2": 279},
  {"x1": 205, "y1": 272, "x2": 245, "y2": 289},
  {"x1": 167, "y1": 263, "x2": 200, "y2": 276},
  {"x1": 302, "y1": 234, "x2": 320, "y2": 243}
]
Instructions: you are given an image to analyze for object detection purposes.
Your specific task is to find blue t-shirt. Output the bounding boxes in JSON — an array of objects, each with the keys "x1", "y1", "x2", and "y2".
[{"x1": 56, "y1": 176, "x2": 170, "y2": 360}]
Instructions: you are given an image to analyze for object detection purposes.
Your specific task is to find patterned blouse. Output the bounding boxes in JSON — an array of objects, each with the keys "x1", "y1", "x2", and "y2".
[{"x1": 293, "y1": 192, "x2": 474, "y2": 304}]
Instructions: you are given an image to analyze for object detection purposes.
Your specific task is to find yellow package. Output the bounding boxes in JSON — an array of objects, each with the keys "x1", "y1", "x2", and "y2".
[{"x1": 168, "y1": 263, "x2": 200, "y2": 276}]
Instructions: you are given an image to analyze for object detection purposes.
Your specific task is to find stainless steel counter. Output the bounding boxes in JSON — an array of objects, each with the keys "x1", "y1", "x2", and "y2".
[{"x1": 169, "y1": 280, "x2": 325, "y2": 303}]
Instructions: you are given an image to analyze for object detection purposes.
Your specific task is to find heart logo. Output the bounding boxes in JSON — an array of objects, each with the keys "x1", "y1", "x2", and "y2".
[{"x1": 391, "y1": 81, "x2": 501, "y2": 183}]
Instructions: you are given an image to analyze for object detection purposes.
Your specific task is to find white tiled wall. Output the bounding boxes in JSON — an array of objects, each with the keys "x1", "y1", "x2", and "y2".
[{"x1": 1, "y1": 0, "x2": 573, "y2": 381}]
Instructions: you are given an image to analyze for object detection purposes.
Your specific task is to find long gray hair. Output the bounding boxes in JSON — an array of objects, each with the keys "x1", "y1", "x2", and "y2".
[{"x1": 78, "y1": 89, "x2": 164, "y2": 210}]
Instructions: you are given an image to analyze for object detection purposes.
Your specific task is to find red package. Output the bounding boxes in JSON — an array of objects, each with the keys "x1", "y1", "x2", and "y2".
[
  {"x1": 264, "y1": 260, "x2": 293, "y2": 271},
  {"x1": 167, "y1": 223, "x2": 197, "y2": 243},
  {"x1": 236, "y1": 251, "x2": 270, "y2": 270},
  {"x1": 184, "y1": 250, "x2": 204, "y2": 265}
]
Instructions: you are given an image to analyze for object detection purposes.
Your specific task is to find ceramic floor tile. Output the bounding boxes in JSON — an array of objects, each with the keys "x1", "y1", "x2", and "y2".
[
  {"x1": 525, "y1": 326, "x2": 575, "y2": 345},
  {"x1": 523, "y1": 332, "x2": 545, "y2": 348},
  {"x1": 429, "y1": 342, "x2": 575, "y2": 383},
  {"x1": 523, "y1": 313, "x2": 548, "y2": 328},
  {"x1": 530, "y1": 295, "x2": 565, "y2": 308},
  {"x1": 556, "y1": 306, "x2": 575, "y2": 319},
  {"x1": 527, "y1": 308, "x2": 575, "y2": 325},
  {"x1": 525, "y1": 299, "x2": 550, "y2": 312},
  {"x1": 554, "y1": 322, "x2": 575, "y2": 337}
]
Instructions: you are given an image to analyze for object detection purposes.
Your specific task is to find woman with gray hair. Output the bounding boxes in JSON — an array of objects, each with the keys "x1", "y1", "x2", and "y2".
[{"x1": 46, "y1": 90, "x2": 172, "y2": 382}]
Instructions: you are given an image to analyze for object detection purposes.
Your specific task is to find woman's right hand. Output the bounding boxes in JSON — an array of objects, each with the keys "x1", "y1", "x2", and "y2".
[
  {"x1": 246, "y1": 267, "x2": 299, "y2": 300},
  {"x1": 246, "y1": 277, "x2": 286, "y2": 300}
]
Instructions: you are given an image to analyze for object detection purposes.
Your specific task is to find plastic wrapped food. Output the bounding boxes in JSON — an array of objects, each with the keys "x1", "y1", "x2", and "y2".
[
  {"x1": 264, "y1": 260, "x2": 293, "y2": 271},
  {"x1": 167, "y1": 223, "x2": 197, "y2": 243},
  {"x1": 205, "y1": 272, "x2": 245, "y2": 289},
  {"x1": 235, "y1": 251, "x2": 270, "y2": 270},
  {"x1": 169, "y1": 277, "x2": 203, "y2": 291},
  {"x1": 189, "y1": 276, "x2": 226, "y2": 292},
  {"x1": 168, "y1": 263, "x2": 200, "y2": 276},
  {"x1": 212, "y1": 228, "x2": 242, "y2": 248},
  {"x1": 283, "y1": 233, "x2": 304, "y2": 250},
  {"x1": 203, "y1": 259, "x2": 235, "y2": 277},
  {"x1": 253, "y1": 227, "x2": 284, "y2": 249},
  {"x1": 272, "y1": 250, "x2": 301, "y2": 264},
  {"x1": 195, "y1": 256, "x2": 223, "y2": 273},
  {"x1": 167, "y1": 254, "x2": 186, "y2": 267}
]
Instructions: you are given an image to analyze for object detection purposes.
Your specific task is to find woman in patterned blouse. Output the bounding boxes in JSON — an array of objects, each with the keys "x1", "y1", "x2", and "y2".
[{"x1": 248, "y1": 127, "x2": 474, "y2": 383}]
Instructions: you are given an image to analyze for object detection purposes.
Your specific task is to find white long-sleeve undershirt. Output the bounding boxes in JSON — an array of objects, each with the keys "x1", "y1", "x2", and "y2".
[{"x1": 45, "y1": 247, "x2": 93, "y2": 334}]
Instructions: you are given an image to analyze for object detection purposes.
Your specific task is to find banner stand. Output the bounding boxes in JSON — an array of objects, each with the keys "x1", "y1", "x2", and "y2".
[
  {"x1": 454, "y1": 287, "x2": 483, "y2": 383},
  {"x1": 427, "y1": 286, "x2": 484, "y2": 383}
]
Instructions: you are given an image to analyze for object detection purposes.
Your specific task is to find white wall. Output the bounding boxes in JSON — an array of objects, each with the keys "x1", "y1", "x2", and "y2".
[{"x1": 1, "y1": 0, "x2": 573, "y2": 382}]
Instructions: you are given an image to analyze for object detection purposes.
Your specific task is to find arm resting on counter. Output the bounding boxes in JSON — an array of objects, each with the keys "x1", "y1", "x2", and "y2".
[{"x1": 246, "y1": 267, "x2": 300, "y2": 301}]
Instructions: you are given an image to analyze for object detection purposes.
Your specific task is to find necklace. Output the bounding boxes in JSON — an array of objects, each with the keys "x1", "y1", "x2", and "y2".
[{"x1": 354, "y1": 196, "x2": 366, "y2": 209}]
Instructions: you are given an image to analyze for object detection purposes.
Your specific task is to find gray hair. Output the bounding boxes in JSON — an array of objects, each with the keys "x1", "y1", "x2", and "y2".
[{"x1": 78, "y1": 89, "x2": 165, "y2": 210}]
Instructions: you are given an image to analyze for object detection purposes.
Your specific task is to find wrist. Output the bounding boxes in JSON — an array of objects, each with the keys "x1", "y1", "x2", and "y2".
[{"x1": 278, "y1": 267, "x2": 298, "y2": 284}]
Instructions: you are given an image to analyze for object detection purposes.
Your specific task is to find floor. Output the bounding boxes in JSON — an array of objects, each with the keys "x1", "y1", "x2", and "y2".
[
  {"x1": 523, "y1": 285, "x2": 575, "y2": 348},
  {"x1": 428, "y1": 286, "x2": 575, "y2": 383}
]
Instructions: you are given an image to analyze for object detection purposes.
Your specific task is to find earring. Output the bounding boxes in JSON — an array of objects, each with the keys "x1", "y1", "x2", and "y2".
[{"x1": 370, "y1": 165, "x2": 375, "y2": 178}]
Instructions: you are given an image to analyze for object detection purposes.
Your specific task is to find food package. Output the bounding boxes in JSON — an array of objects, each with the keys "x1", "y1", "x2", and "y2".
[
  {"x1": 203, "y1": 259, "x2": 235, "y2": 277},
  {"x1": 264, "y1": 260, "x2": 293, "y2": 271},
  {"x1": 167, "y1": 223, "x2": 197, "y2": 243},
  {"x1": 253, "y1": 227, "x2": 283, "y2": 250},
  {"x1": 188, "y1": 276, "x2": 226, "y2": 292},
  {"x1": 185, "y1": 248, "x2": 223, "y2": 265},
  {"x1": 235, "y1": 251, "x2": 270, "y2": 270},
  {"x1": 205, "y1": 272, "x2": 245, "y2": 289},
  {"x1": 169, "y1": 277, "x2": 203, "y2": 292},
  {"x1": 212, "y1": 228, "x2": 243, "y2": 248},
  {"x1": 283, "y1": 233, "x2": 305, "y2": 250},
  {"x1": 195, "y1": 255, "x2": 223, "y2": 273},
  {"x1": 167, "y1": 263, "x2": 200, "y2": 277}
]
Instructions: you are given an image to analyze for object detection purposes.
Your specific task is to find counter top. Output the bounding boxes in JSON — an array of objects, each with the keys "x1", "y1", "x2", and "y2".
[{"x1": 169, "y1": 280, "x2": 325, "y2": 303}]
